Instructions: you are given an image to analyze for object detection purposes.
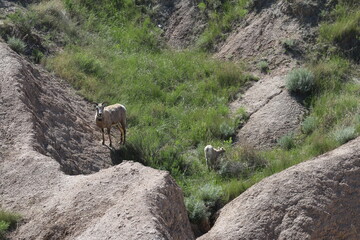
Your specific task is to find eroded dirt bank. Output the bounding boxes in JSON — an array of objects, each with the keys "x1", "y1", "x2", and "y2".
[
  {"x1": 0, "y1": 41, "x2": 194, "y2": 240},
  {"x1": 199, "y1": 136, "x2": 360, "y2": 240}
]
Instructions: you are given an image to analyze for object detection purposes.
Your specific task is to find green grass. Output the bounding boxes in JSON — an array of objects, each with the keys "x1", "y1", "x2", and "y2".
[
  {"x1": 7, "y1": 37, "x2": 26, "y2": 54},
  {"x1": 0, "y1": 209, "x2": 21, "y2": 239},
  {"x1": 257, "y1": 61, "x2": 269, "y2": 73},
  {"x1": 319, "y1": 2, "x2": 360, "y2": 61},
  {"x1": 6, "y1": 0, "x2": 360, "y2": 229},
  {"x1": 285, "y1": 68, "x2": 315, "y2": 94},
  {"x1": 196, "y1": 0, "x2": 251, "y2": 51}
]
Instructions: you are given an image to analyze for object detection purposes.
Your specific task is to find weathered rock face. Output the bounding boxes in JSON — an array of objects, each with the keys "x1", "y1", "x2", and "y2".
[
  {"x1": 220, "y1": 0, "x2": 323, "y2": 149},
  {"x1": 230, "y1": 74, "x2": 305, "y2": 149},
  {"x1": 0, "y1": 42, "x2": 194, "y2": 240},
  {"x1": 154, "y1": 0, "x2": 206, "y2": 49},
  {"x1": 198, "y1": 137, "x2": 360, "y2": 240}
]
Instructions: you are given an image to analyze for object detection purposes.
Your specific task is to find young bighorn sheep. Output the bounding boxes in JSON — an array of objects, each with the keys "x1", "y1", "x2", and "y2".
[
  {"x1": 95, "y1": 102, "x2": 126, "y2": 146},
  {"x1": 204, "y1": 145, "x2": 225, "y2": 170}
]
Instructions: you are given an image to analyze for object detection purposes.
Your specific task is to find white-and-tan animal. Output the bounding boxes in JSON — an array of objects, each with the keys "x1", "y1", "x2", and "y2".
[
  {"x1": 95, "y1": 102, "x2": 126, "y2": 146},
  {"x1": 204, "y1": 145, "x2": 225, "y2": 170}
]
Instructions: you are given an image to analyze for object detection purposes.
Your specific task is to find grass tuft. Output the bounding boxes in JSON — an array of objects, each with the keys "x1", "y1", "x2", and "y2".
[
  {"x1": 285, "y1": 68, "x2": 315, "y2": 94},
  {"x1": 7, "y1": 37, "x2": 26, "y2": 54},
  {"x1": 333, "y1": 126, "x2": 357, "y2": 145},
  {"x1": 277, "y1": 133, "x2": 295, "y2": 150},
  {"x1": 0, "y1": 209, "x2": 21, "y2": 239}
]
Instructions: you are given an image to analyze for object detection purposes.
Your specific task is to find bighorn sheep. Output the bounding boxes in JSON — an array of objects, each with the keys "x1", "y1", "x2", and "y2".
[
  {"x1": 204, "y1": 145, "x2": 225, "y2": 170},
  {"x1": 95, "y1": 102, "x2": 126, "y2": 146}
]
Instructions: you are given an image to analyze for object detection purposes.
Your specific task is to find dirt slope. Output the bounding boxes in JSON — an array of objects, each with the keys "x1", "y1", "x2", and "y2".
[
  {"x1": 217, "y1": 0, "x2": 327, "y2": 148},
  {"x1": 198, "y1": 136, "x2": 360, "y2": 240},
  {"x1": 155, "y1": 0, "x2": 205, "y2": 49},
  {"x1": 0, "y1": 41, "x2": 194, "y2": 240}
]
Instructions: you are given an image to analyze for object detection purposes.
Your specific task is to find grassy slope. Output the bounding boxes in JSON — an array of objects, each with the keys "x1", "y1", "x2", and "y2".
[{"x1": 2, "y1": 0, "x2": 360, "y2": 229}]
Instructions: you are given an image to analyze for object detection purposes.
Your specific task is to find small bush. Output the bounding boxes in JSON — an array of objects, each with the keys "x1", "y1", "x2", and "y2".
[
  {"x1": 0, "y1": 209, "x2": 21, "y2": 239},
  {"x1": 7, "y1": 37, "x2": 26, "y2": 54},
  {"x1": 0, "y1": 221, "x2": 10, "y2": 239},
  {"x1": 234, "y1": 107, "x2": 249, "y2": 128},
  {"x1": 32, "y1": 49, "x2": 44, "y2": 64},
  {"x1": 311, "y1": 57, "x2": 350, "y2": 93},
  {"x1": 240, "y1": 146, "x2": 267, "y2": 170},
  {"x1": 278, "y1": 133, "x2": 295, "y2": 150},
  {"x1": 282, "y1": 38, "x2": 295, "y2": 50},
  {"x1": 198, "y1": 2, "x2": 206, "y2": 12},
  {"x1": 285, "y1": 68, "x2": 315, "y2": 94},
  {"x1": 221, "y1": 179, "x2": 248, "y2": 203},
  {"x1": 218, "y1": 160, "x2": 246, "y2": 177},
  {"x1": 220, "y1": 146, "x2": 267, "y2": 177},
  {"x1": 185, "y1": 196, "x2": 209, "y2": 223},
  {"x1": 333, "y1": 126, "x2": 356, "y2": 145},
  {"x1": 301, "y1": 116, "x2": 317, "y2": 135},
  {"x1": 219, "y1": 121, "x2": 235, "y2": 140},
  {"x1": 320, "y1": 9, "x2": 360, "y2": 61},
  {"x1": 198, "y1": 183, "x2": 223, "y2": 208},
  {"x1": 257, "y1": 61, "x2": 269, "y2": 73},
  {"x1": 309, "y1": 135, "x2": 335, "y2": 156}
]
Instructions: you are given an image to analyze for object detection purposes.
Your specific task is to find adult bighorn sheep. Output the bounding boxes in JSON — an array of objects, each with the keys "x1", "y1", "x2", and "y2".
[
  {"x1": 204, "y1": 145, "x2": 225, "y2": 170},
  {"x1": 95, "y1": 102, "x2": 126, "y2": 146}
]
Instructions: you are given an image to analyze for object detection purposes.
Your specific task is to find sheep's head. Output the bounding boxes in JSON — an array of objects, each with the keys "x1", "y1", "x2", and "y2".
[
  {"x1": 218, "y1": 147, "x2": 225, "y2": 153},
  {"x1": 95, "y1": 102, "x2": 107, "y2": 121}
]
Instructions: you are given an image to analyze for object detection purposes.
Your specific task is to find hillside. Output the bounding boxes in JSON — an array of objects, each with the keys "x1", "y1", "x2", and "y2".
[
  {"x1": 0, "y1": 41, "x2": 193, "y2": 239},
  {"x1": 1, "y1": 0, "x2": 360, "y2": 239}
]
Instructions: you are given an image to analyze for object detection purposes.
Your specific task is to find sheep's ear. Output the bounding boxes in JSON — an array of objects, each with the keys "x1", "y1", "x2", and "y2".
[
  {"x1": 102, "y1": 102, "x2": 108, "y2": 107},
  {"x1": 94, "y1": 103, "x2": 99, "y2": 109}
]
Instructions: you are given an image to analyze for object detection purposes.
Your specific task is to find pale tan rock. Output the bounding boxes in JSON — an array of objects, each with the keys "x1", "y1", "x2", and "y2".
[
  {"x1": 0, "y1": 42, "x2": 194, "y2": 240},
  {"x1": 198, "y1": 137, "x2": 360, "y2": 240}
]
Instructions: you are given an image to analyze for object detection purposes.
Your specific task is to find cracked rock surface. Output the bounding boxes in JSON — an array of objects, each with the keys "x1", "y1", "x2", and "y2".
[{"x1": 231, "y1": 73, "x2": 305, "y2": 149}]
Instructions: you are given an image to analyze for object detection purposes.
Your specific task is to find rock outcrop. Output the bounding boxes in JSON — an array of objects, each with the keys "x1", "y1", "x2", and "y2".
[
  {"x1": 198, "y1": 136, "x2": 360, "y2": 240},
  {"x1": 0, "y1": 42, "x2": 194, "y2": 240},
  {"x1": 219, "y1": 0, "x2": 326, "y2": 148}
]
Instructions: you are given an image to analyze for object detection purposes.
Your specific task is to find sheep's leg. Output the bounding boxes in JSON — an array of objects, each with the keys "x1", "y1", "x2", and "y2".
[
  {"x1": 123, "y1": 127, "x2": 126, "y2": 144},
  {"x1": 116, "y1": 124, "x2": 123, "y2": 144},
  {"x1": 101, "y1": 128, "x2": 105, "y2": 145},
  {"x1": 117, "y1": 122, "x2": 126, "y2": 145},
  {"x1": 107, "y1": 128, "x2": 112, "y2": 147},
  {"x1": 120, "y1": 119, "x2": 126, "y2": 144}
]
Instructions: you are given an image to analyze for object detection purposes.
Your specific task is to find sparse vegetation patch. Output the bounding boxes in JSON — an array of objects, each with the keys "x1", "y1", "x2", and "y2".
[
  {"x1": 285, "y1": 68, "x2": 315, "y2": 94},
  {"x1": 0, "y1": 209, "x2": 21, "y2": 239}
]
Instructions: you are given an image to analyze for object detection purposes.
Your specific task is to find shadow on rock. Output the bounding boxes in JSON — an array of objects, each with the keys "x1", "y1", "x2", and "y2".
[{"x1": 109, "y1": 143, "x2": 145, "y2": 166}]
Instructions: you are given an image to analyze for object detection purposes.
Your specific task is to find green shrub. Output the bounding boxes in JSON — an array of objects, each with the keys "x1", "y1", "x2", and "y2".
[
  {"x1": 278, "y1": 133, "x2": 295, "y2": 150},
  {"x1": 219, "y1": 160, "x2": 245, "y2": 177},
  {"x1": 185, "y1": 196, "x2": 209, "y2": 223},
  {"x1": 301, "y1": 116, "x2": 317, "y2": 135},
  {"x1": 198, "y1": 183, "x2": 223, "y2": 208},
  {"x1": 286, "y1": 68, "x2": 315, "y2": 94},
  {"x1": 282, "y1": 38, "x2": 296, "y2": 51},
  {"x1": 7, "y1": 37, "x2": 26, "y2": 54},
  {"x1": 333, "y1": 126, "x2": 356, "y2": 145},
  {"x1": 219, "y1": 146, "x2": 267, "y2": 177},
  {"x1": 32, "y1": 49, "x2": 44, "y2": 64},
  {"x1": 198, "y1": 2, "x2": 206, "y2": 12},
  {"x1": 0, "y1": 209, "x2": 21, "y2": 239},
  {"x1": 196, "y1": 0, "x2": 250, "y2": 51},
  {"x1": 221, "y1": 179, "x2": 249, "y2": 202},
  {"x1": 240, "y1": 146, "x2": 267, "y2": 170},
  {"x1": 308, "y1": 135, "x2": 335, "y2": 156},
  {"x1": 257, "y1": 60, "x2": 269, "y2": 73},
  {"x1": 311, "y1": 57, "x2": 350, "y2": 93}
]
